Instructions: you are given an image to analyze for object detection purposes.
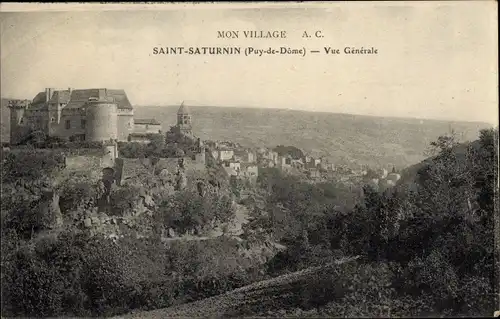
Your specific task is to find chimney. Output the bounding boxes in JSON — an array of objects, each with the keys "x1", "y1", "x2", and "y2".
[
  {"x1": 98, "y1": 88, "x2": 107, "y2": 99},
  {"x1": 45, "y1": 88, "x2": 54, "y2": 102},
  {"x1": 68, "y1": 87, "x2": 73, "y2": 94}
]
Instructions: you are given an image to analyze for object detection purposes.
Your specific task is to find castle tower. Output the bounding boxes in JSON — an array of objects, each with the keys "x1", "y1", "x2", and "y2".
[
  {"x1": 176, "y1": 101, "x2": 192, "y2": 135},
  {"x1": 85, "y1": 91, "x2": 118, "y2": 142},
  {"x1": 7, "y1": 99, "x2": 30, "y2": 145}
]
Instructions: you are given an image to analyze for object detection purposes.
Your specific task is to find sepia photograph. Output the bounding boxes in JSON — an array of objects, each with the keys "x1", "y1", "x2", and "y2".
[{"x1": 0, "y1": 2, "x2": 498, "y2": 318}]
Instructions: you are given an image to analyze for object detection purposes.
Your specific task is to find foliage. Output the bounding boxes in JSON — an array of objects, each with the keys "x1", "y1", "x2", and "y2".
[
  {"x1": 1, "y1": 151, "x2": 63, "y2": 183},
  {"x1": 0, "y1": 229, "x2": 264, "y2": 317},
  {"x1": 58, "y1": 177, "x2": 98, "y2": 213},
  {"x1": 261, "y1": 128, "x2": 498, "y2": 317},
  {"x1": 118, "y1": 133, "x2": 198, "y2": 159},
  {"x1": 109, "y1": 184, "x2": 145, "y2": 216},
  {"x1": 273, "y1": 145, "x2": 305, "y2": 159},
  {"x1": 158, "y1": 190, "x2": 234, "y2": 233},
  {"x1": 1, "y1": 128, "x2": 497, "y2": 318}
]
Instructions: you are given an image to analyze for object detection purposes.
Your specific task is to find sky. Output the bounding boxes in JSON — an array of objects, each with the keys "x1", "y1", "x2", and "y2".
[{"x1": 0, "y1": 2, "x2": 498, "y2": 124}]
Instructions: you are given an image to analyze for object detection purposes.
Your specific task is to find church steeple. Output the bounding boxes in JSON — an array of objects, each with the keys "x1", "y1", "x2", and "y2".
[{"x1": 176, "y1": 101, "x2": 192, "y2": 135}]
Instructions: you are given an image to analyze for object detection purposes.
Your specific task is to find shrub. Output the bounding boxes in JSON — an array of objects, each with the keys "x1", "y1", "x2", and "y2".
[{"x1": 159, "y1": 190, "x2": 234, "y2": 233}]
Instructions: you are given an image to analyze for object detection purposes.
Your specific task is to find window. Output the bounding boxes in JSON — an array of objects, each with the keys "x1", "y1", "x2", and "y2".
[
  {"x1": 51, "y1": 117, "x2": 56, "y2": 123},
  {"x1": 81, "y1": 119, "x2": 86, "y2": 129},
  {"x1": 65, "y1": 120, "x2": 71, "y2": 130}
]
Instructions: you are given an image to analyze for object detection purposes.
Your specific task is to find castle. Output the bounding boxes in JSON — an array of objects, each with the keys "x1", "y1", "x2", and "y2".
[
  {"x1": 7, "y1": 88, "x2": 207, "y2": 182},
  {"x1": 7, "y1": 88, "x2": 165, "y2": 145}
]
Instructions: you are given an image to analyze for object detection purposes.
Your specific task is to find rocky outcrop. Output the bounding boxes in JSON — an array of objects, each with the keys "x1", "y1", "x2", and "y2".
[
  {"x1": 176, "y1": 170, "x2": 188, "y2": 191},
  {"x1": 34, "y1": 189, "x2": 63, "y2": 230}
]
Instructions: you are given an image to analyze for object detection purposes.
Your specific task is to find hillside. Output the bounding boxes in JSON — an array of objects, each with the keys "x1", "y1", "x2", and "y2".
[
  {"x1": 118, "y1": 256, "x2": 361, "y2": 318},
  {"x1": 1, "y1": 101, "x2": 491, "y2": 168},
  {"x1": 134, "y1": 106, "x2": 490, "y2": 169},
  {"x1": 398, "y1": 139, "x2": 482, "y2": 186}
]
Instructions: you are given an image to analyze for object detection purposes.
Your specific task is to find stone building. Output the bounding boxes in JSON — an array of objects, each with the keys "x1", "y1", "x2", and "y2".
[
  {"x1": 233, "y1": 149, "x2": 256, "y2": 163},
  {"x1": 172, "y1": 101, "x2": 193, "y2": 136},
  {"x1": 7, "y1": 87, "x2": 162, "y2": 145},
  {"x1": 133, "y1": 119, "x2": 162, "y2": 134}
]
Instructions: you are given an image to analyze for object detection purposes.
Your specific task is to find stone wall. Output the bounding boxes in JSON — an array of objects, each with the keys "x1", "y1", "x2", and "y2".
[{"x1": 116, "y1": 156, "x2": 208, "y2": 187}]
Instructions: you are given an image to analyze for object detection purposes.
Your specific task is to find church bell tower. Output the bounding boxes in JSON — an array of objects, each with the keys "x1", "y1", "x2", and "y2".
[{"x1": 176, "y1": 101, "x2": 192, "y2": 135}]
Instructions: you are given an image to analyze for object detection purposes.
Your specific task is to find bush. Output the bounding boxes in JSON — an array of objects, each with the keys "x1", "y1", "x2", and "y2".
[
  {"x1": 158, "y1": 190, "x2": 234, "y2": 233},
  {"x1": 2, "y1": 151, "x2": 63, "y2": 182}
]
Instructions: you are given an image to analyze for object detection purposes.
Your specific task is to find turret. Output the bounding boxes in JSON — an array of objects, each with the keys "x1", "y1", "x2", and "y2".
[
  {"x1": 7, "y1": 99, "x2": 31, "y2": 145},
  {"x1": 85, "y1": 94, "x2": 118, "y2": 142}
]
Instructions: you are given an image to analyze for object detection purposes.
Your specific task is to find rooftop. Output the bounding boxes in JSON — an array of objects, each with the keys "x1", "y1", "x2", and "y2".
[
  {"x1": 29, "y1": 88, "x2": 133, "y2": 111},
  {"x1": 134, "y1": 118, "x2": 161, "y2": 125},
  {"x1": 66, "y1": 89, "x2": 133, "y2": 110},
  {"x1": 177, "y1": 101, "x2": 191, "y2": 115}
]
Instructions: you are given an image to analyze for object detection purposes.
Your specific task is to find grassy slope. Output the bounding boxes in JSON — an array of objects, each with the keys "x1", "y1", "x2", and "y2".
[{"x1": 117, "y1": 256, "x2": 361, "y2": 319}]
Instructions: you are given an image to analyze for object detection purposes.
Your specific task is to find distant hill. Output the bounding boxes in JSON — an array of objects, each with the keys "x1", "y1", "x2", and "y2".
[
  {"x1": 1, "y1": 101, "x2": 491, "y2": 168},
  {"x1": 133, "y1": 105, "x2": 491, "y2": 169}
]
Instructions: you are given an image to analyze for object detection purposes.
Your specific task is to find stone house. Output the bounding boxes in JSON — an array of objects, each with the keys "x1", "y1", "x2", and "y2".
[
  {"x1": 222, "y1": 160, "x2": 240, "y2": 176},
  {"x1": 308, "y1": 168, "x2": 321, "y2": 179},
  {"x1": 239, "y1": 163, "x2": 259, "y2": 184},
  {"x1": 133, "y1": 119, "x2": 162, "y2": 134},
  {"x1": 218, "y1": 149, "x2": 235, "y2": 161},
  {"x1": 233, "y1": 149, "x2": 256, "y2": 163}
]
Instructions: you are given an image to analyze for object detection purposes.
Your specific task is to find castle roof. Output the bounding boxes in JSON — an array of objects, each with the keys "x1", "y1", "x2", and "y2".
[
  {"x1": 28, "y1": 88, "x2": 133, "y2": 111},
  {"x1": 29, "y1": 92, "x2": 50, "y2": 110},
  {"x1": 134, "y1": 118, "x2": 161, "y2": 125},
  {"x1": 66, "y1": 89, "x2": 133, "y2": 110},
  {"x1": 49, "y1": 90, "x2": 71, "y2": 104},
  {"x1": 177, "y1": 101, "x2": 190, "y2": 115}
]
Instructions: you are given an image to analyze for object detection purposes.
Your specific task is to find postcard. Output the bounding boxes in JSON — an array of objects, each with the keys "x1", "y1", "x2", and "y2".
[{"x1": 1, "y1": 2, "x2": 498, "y2": 318}]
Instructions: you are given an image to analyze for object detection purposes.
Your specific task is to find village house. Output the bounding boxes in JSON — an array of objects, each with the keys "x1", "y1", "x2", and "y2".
[
  {"x1": 258, "y1": 158, "x2": 276, "y2": 168},
  {"x1": 233, "y1": 149, "x2": 256, "y2": 163},
  {"x1": 291, "y1": 158, "x2": 305, "y2": 170},
  {"x1": 222, "y1": 160, "x2": 241, "y2": 176},
  {"x1": 377, "y1": 168, "x2": 389, "y2": 179},
  {"x1": 218, "y1": 149, "x2": 235, "y2": 161},
  {"x1": 239, "y1": 163, "x2": 259, "y2": 184},
  {"x1": 303, "y1": 156, "x2": 319, "y2": 169},
  {"x1": 308, "y1": 167, "x2": 321, "y2": 179},
  {"x1": 386, "y1": 172, "x2": 401, "y2": 184},
  {"x1": 128, "y1": 133, "x2": 153, "y2": 143},
  {"x1": 314, "y1": 158, "x2": 321, "y2": 167},
  {"x1": 133, "y1": 119, "x2": 162, "y2": 134},
  {"x1": 257, "y1": 149, "x2": 279, "y2": 164}
]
